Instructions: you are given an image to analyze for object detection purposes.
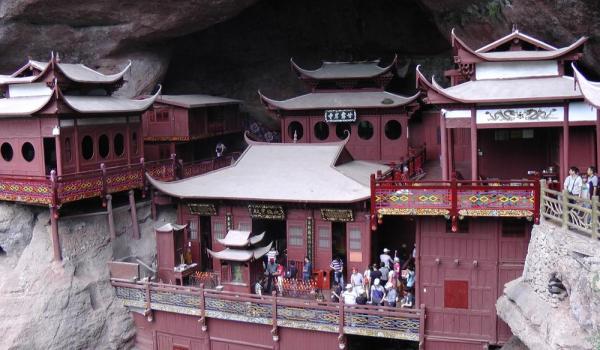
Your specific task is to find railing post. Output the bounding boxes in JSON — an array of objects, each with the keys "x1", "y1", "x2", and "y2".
[
  {"x1": 100, "y1": 163, "x2": 107, "y2": 207},
  {"x1": 144, "y1": 281, "x2": 153, "y2": 322},
  {"x1": 370, "y1": 174, "x2": 377, "y2": 231},
  {"x1": 50, "y1": 169, "x2": 58, "y2": 208},
  {"x1": 534, "y1": 180, "x2": 542, "y2": 224},
  {"x1": 562, "y1": 190, "x2": 570, "y2": 229},
  {"x1": 178, "y1": 159, "x2": 184, "y2": 178},
  {"x1": 419, "y1": 304, "x2": 426, "y2": 350},
  {"x1": 271, "y1": 291, "x2": 279, "y2": 345},
  {"x1": 140, "y1": 157, "x2": 147, "y2": 198},
  {"x1": 450, "y1": 175, "x2": 458, "y2": 232},
  {"x1": 338, "y1": 296, "x2": 346, "y2": 349},
  {"x1": 170, "y1": 153, "x2": 178, "y2": 180},
  {"x1": 592, "y1": 196, "x2": 599, "y2": 240},
  {"x1": 198, "y1": 283, "x2": 207, "y2": 332}
]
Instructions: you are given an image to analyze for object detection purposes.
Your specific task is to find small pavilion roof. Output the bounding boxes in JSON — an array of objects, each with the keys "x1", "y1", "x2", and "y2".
[
  {"x1": 291, "y1": 56, "x2": 397, "y2": 80},
  {"x1": 573, "y1": 63, "x2": 600, "y2": 109},
  {"x1": 259, "y1": 90, "x2": 419, "y2": 111},
  {"x1": 207, "y1": 241, "x2": 273, "y2": 262},
  {"x1": 216, "y1": 230, "x2": 265, "y2": 248},
  {"x1": 155, "y1": 223, "x2": 187, "y2": 232},
  {"x1": 155, "y1": 94, "x2": 241, "y2": 109},
  {"x1": 147, "y1": 133, "x2": 389, "y2": 203},
  {"x1": 416, "y1": 65, "x2": 582, "y2": 104},
  {"x1": 452, "y1": 29, "x2": 587, "y2": 62}
]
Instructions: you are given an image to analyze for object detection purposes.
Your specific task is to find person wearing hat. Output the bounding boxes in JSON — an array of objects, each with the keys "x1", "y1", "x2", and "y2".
[
  {"x1": 385, "y1": 282, "x2": 398, "y2": 307},
  {"x1": 342, "y1": 284, "x2": 357, "y2": 305},
  {"x1": 370, "y1": 278, "x2": 385, "y2": 306},
  {"x1": 380, "y1": 248, "x2": 392, "y2": 268}
]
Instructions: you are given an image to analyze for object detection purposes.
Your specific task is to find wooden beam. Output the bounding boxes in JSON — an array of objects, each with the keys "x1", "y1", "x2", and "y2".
[
  {"x1": 440, "y1": 111, "x2": 449, "y2": 181},
  {"x1": 50, "y1": 206, "x2": 61, "y2": 261},
  {"x1": 470, "y1": 108, "x2": 478, "y2": 181},
  {"x1": 129, "y1": 190, "x2": 140, "y2": 239}
]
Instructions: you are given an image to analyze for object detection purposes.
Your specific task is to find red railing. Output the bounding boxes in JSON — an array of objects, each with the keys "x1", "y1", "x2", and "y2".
[
  {"x1": 0, "y1": 152, "x2": 240, "y2": 207},
  {"x1": 371, "y1": 175, "x2": 541, "y2": 232}
]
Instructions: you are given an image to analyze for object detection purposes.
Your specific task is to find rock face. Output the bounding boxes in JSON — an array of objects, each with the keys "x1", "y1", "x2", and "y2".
[
  {"x1": 497, "y1": 221, "x2": 600, "y2": 350},
  {"x1": 0, "y1": 201, "x2": 176, "y2": 350}
]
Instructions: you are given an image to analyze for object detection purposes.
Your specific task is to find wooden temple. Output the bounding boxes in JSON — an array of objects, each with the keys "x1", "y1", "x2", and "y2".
[{"x1": 259, "y1": 56, "x2": 420, "y2": 161}]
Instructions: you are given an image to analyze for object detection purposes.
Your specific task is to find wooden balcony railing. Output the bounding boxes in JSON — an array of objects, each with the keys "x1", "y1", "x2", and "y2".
[
  {"x1": 0, "y1": 153, "x2": 240, "y2": 207},
  {"x1": 111, "y1": 279, "x2": 424, "y2": 342},
  {"x1": 371, "y1": 175, "x2": 541, "y2": 232},
  {"x1": 541, "y1": 181, "x2": 600, "y2": 240}
]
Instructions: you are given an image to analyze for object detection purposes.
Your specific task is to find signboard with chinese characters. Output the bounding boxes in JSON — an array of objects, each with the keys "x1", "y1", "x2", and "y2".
[
  {"x1": 248, "y1": 204, "x2": 285, "y2": 220},
  {"x1": 324, "y1": 109, "x2": 357, "y2": 123},
  {"x1": 320, "y1": 208, "x2": 354, "y2": 222},
  {"x1": 188, "y1": 203, "x2": 217, "y2": 216}
]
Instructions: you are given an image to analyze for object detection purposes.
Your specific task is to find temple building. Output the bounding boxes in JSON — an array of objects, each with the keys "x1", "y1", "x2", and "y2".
[
  {"x1": 259, "y1": 56, "x2": 420, "y2": 162},
  {"x1": 0, "y1": 53, "x2": 161, "y2": 260}
]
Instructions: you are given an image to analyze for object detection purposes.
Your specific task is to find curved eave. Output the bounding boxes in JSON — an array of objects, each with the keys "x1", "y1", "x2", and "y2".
[
  {"x1": 415, "y1": 65, "x2": 461, "y2": 104},
  {"x1": 0, "y1": 94, "x2": 55, "y2": 116},
  {"x1": 257, "y1": 90, "x2": 282, "y2": 111},
  {"x1": 573, "y1": 63, "x2": 600, "y2": 109},
  {"x1": 61, "y1": 84, "x2": 161, "y2": 114},
  {"x1": 56, "y1": 60, "x2": 131, "y2": 84},
  {"x1": 452, "y1": 28, "x2": 587, "y2": 62},
  {"x1": 290, "y1": 55, "x2": 397, "y2": 80}
]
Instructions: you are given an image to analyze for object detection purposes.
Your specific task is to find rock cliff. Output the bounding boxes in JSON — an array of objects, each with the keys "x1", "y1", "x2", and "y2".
[{"x1": 497, "y1": 221, "x2": 600, "y2": 350}]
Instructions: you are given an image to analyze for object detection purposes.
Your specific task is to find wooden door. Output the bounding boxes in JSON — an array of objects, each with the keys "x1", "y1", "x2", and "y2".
[
  {"x1": 346, "y1": 222, "x2": 365, "y2": 280},
  {"x1": 314, "y1": 221, "x2": 332, "y2": 272},
  {"x1": 286, "y1": 219, "x2": 306, "y2": 265}
]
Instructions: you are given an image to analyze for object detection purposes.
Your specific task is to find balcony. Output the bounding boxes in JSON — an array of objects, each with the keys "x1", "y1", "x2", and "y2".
[
  {"x1": 111, "y1": 278, "x2": 424, "y2": 342},
  {"x1": 370, "y1": 170, "x2": 541, "y2": 231},
  {"x1": 0, "y1": 153, "x2": 240, "y2": 207}
]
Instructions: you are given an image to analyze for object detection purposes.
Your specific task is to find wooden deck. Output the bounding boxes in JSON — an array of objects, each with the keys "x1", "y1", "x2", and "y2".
[{"x1": 111, "y1": 279, "x2": 424, "y2": 342}]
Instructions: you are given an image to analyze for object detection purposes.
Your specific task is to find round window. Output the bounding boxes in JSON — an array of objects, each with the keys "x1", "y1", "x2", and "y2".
[
  {"x1": 336, "y1": 123, "x2": 351, "y2": 139},
  {"x1": 357, "y1": 120, "x2": 374, "y2": 140},
  {"x1": 1, "y1": 143, "x2": 13, "y2": 162},
  {"x1": 287, "y1": 121, "x2": 304, "y2": 141},
  {"x1": 98, "y1": 134, "x2": 110, "y2": 159},
  {"x1": 384, "y1": 120, "x2": 402, "y2": 140},
  {"x1": 114, "y1": 133, "x2": 125, "y2": 157},
  {"x1": 21, "y1": 142, "x2": 35, "y2": 162},
  {"x1": 314, "y1": 122, "x2": 329, "y2": 140},
  {"x1": 82, "y1": 135, "x2": 94, "y2": 160}
]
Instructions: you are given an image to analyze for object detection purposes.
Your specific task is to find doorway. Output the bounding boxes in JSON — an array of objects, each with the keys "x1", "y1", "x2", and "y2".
[
  {"x1": 332, "y1": 222, "x2": 347, "y2": 262},
  {"x1": 252, "y1": 219, "x2": 286, "y2": 259},
  {"x1": 200, "y1": 216, "x2": 212, "y2": 271},
  {"x1": 43, "y1": 138, "x2": 57, "y2": 175},
  {"x1": 373, "y1": 216, "x2": 416, "y2": 266}
]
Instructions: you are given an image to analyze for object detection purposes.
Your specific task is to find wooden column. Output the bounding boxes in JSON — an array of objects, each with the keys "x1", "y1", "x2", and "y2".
[
  {"x1": 470, "y1": 108, "x2": 478, "y2": 181},
  {"x1": 562, "y1": 103, "x2": 570, "y2": 183},
  {"x1": 129, "y1": 190, "x2": 140, "y2": 239},
  {"x1": 54, "y1": 133, "x2": 63, "y2": 176},
  {"x1": 440, "y1": 110, "x2": 448, "y2": 181},
  {"x1": 50, "y1": 206, "x2": 61, "y2": 261},
  {"x1": 106, "y1": 195, "x2": 116, "y2": 241},
  {"x1": 596, "y1": 109, "x2": 600, "y2": 169},
  {"x1": 73, "y1": 119, "x2": 80, "y2": 173},
  {"x1": 448, "y1": 128, "x2": 454, "y2": 176}
]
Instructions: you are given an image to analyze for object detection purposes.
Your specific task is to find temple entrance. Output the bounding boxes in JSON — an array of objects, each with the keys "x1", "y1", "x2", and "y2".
[
  {"x1": 43, "y1": 138, "x2": 57, "y2": 175},
  {"x1": 252, "y1": 219, "x2": 286, "y2": 259},
  {"x1": 199, "y1": 216, "x2": 212, "y2": 271},
  {"x1": 373, "y1": 216, "x2": 416, "y2": 267},
  {"x1": 332, "y1": 222, "x2": 347, "y2": 264}
]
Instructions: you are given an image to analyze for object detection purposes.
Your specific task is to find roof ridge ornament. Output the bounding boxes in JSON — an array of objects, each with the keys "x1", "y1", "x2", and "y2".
[{"x1": 512, "y1": 24, "x2": 518, "y2": 33}]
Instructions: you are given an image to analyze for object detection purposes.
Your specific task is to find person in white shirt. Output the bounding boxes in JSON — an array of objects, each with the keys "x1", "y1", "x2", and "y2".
[
  {"x1": 380, "y1": 248, "x2": 392, "y2": 268},
  {"x1": 564, "y1": 166, "x2": 583, "y2": 196},
  {"x1": 342, "y1": 284, "x2": 357, "y2": 305},
  {"x1": 350, "y1": 267, "x2": 363, "y2": 288}
]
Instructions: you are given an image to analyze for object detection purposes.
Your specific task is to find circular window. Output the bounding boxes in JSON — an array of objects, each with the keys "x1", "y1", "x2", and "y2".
[
  {"x1": 21, "y1": 142, "x2": 35, "y2": 162},
  {"x1": 114, "y1": 133, "x2": 125, "y2": 157},
  {"x1": 336, "y1": 123, "x2": 351, "y2": 139},
  {"x1": 98, "y1": 135, "x2": 109, "y2": 159},
  {"x1": 132, "y1": 132, "x2": 139, "y2": 155},
  {"x1": 357, "y1": 120, "x2": 374, "y2": 140},
  {"x1": 82, "y1": 135, "x2": 94, "y2": 160},
  {"x1": 314, "y1": 122, "x2": 329, "y2": 140},
  {"x1": 1, "y1": 143, "x2": 13, "y2": 162},
  {"x1": 287, "y1": 121, "x2": 304, "y2": 141},
  {"x1": 384, "y1": 120, "x2": 402, "y2": 140}
]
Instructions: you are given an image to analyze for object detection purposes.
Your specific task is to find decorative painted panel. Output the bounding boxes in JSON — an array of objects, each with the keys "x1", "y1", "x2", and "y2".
[{"x1": 476, "y1": 107, "x2": 564, "y2": 125}]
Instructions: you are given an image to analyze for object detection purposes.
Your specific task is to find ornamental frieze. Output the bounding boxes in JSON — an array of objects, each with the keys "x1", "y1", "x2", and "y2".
[{"x1": 476, "y1": 107, "x2": 564, "y2": 124}]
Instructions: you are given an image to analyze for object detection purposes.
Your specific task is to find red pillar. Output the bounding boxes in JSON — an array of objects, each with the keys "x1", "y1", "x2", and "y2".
[
  {"x1": 562, "y1": 104, "x2": 570, "y2": 183},
  {"x1": 596, "y1": 109, "x2": 600, "y2": 169},
  {"x1": 448, "y1": 128, "x2": 454, "y2": 176},
  {"x1": 440, "y1": 110, "x2": 448, "y2": 181},
  {"x1": 470, "y1": 108, "x2": 478, "y2": 181},
  {"x1": 50, "y1": 206, "x2": 61, "y2": 261}
]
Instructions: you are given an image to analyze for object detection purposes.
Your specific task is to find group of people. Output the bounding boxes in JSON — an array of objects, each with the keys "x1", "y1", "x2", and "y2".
[
  {"x1": 330, "y1": 247, "x2": 416, "y2": 308},
  {"x1": 563, "y1": 166, "x2": 598, "y2": 199},
  {"x1": 255, "y1": 248, "x2": 313, "y2": 296}
]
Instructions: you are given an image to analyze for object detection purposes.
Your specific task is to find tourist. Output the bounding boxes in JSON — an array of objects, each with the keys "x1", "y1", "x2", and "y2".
[
  {"x1": 400, "y1": 289, "x2": 415, "y2": 308},
  {"x1": 370, "y1": 263, "x2": 382, "y2": 282},
  {"x1": 355, "y1": 291, "x2": 368, "y2": 305},
  {"x1": 393, "y1": 256, "x2": 401, "y2": 276},
  {"x1": 286, "y1": 260, "x2": 298, "y2": 279},
  {"x1": 267, "y1": 246, "x2": 279, "y2": 263},
  {"x1": 370, "y1": 278, "x2": 385, "y2": 306},
  {"x1": 380, "y1": 248, "x2": 392, "y2": 268},
  {"x1": 276, "y1": 260, "x2": 285, "y2": 294},
  {"x1": 330, "y1": 256, "x2": 344, "y2": 286},
  {"x1": 254, "y1": 278, "x2": 264, "y2": 296},
  {"x1": 302, "y1": 256, "x2": 312, "y2": 281},
  {"x1": 379, "y1": 263, "x2": 390, "y2": 286},
  {"x1": 264, "y1": 258, "x2": 278, "y2": 293},
  {"x1": 342, "y1": 284, "x2": 357, "y2": 305},
  {"x1": 406, "y1": 265, "x2": 416, "y2": 290},
  {"x1": 331, "y1": 283, "x2": 343, "y2": 303},
  {"x1": 351, "y1": 267, "x2": 363, "y2": 288},
  {"x1": 385, "y1": 282, "x2": 398, "y2": 307},
  {"x1": 581, "y1": 174, "x2": 590, "y2": 200},
  {"x1": 387, "y1": 264, "x2": 398, "y2": 288},
  {"x1": 564, "y1": 166, "x2": 583, "y2": 197},
  {"x1": 587, "y1": 166, "x2": 598, "y2": 198}
]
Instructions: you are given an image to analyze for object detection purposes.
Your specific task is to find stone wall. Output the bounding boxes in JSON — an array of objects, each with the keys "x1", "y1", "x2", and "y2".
[{"x1": 497, "y1": 221, "x2": 600, "y2": 350}]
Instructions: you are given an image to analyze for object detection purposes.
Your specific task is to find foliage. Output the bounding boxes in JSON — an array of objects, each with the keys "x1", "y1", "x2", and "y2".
[{"x1": 440, "y1": 0, "x2": 513, "y2": 27}]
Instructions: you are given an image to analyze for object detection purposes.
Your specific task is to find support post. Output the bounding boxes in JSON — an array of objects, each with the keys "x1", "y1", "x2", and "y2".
[
  {"x1": 448, "y1": 128, "x2": 454, "y2": 177},
  {"x1": 440, "y1": 110, "x2": 448, "y2": 181},
  {"x1": 419, "y1": 304, "x2": 426, "y2": 350},
  {"x1": 592, "y1": 196, "x2": 599, "y2": 240},
  {"x1": 129, "y1": 190, "x2": 140, "y2": 239},
  {"x1": 271, "y1": 291, "x2": 279, "y2": 348},
  {"x1": 50, "y1": 206, "x2": 61, "y2": 261},
  {"x1": 106, "y1": 194, "x2": 116, "y2": 241},
  {"x1": 562, "y1": 190, "x2": 569, "y2": 229},
  {"x1": 100, "y1": 163, "x2": 107, "y2": 207},
  {"x1": 150, "y1": 188, "x2": 157, "y2": 221},
  {"x1": 562, "y1": 105, "x2": 570, "y2": 183},
  {"x1": 338, "y1": 296, "x2": 346, "y2": 349},
  {"x1": 596, "y1": 109, "x2": 600, "y2": 169},
  {"x1": 470, "y1": 108, "x2": 478, "y2": 181}
]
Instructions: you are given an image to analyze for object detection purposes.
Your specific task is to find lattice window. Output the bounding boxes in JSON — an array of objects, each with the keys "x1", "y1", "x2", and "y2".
[
  {"x1": 318, "y1": 227, "x2": 331, "y2": 249},
  {"x1": 289, "y1": 226, "x2": 304, "y2": 247},
  {"x1": 188, "y1": 219, "x2": 198, "y2": 240},
  {"x1": 349, "y1": 228, "x2": 361, "y2": 251},
  {"x1": 214, "y1": 222, "x2": 225, "y2": 240}
]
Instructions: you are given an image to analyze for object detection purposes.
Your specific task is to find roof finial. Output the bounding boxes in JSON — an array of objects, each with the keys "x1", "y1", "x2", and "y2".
[
  {"x1": 512, "y1": 24, "x2": 518, "y2": 33},
  {"x1": 56, "y1": 52, "x2": 60, "y2": 62},
  {"x1": 293, "y1": 130, "x2": 298, "y2": 143}
]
